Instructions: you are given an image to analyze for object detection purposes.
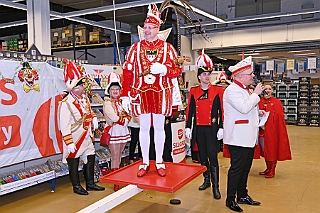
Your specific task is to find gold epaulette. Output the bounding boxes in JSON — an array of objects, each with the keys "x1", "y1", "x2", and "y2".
[
  {"x1": 190, "y1": 85, "x2": 200, "y2": 89},
  {"x1": 61, "y1": 96, "x2": 68, "y2": 102},
  {"x1": 104, "y1": 96, "x2": 111, "y2": 102}
]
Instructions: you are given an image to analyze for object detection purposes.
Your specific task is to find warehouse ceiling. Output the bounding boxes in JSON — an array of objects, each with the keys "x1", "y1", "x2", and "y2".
[{"x1": 0, "y1": 0, "x2": 320, "y2": 64}]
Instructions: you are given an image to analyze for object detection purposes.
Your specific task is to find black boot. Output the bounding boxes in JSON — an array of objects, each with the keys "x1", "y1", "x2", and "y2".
[
  {"x1": 84, "y1": 155, "x2": 105, "y2": 191},
  {"x1": 211, "y1": 166, "x2": 221, "y2": 199},
  {"x1": 198, "y1": 163, "x2": 211, "y2": 190},
  {"x1": 66, "y1": 158, "x2": 88, "y2": 195}
]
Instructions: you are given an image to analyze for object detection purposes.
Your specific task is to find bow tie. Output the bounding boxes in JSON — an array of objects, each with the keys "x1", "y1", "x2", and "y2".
[{"x1": 23, "y1": 83, "x2": 40, "y2": 93}]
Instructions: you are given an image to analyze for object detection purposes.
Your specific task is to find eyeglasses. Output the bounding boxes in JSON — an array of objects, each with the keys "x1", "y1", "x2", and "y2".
[
  {"x1": 241, "y1": 72, "x2": 254, "y2": 76},
  {"x1": 143, "y1": 26, "x2": 158, "y2": 30}
]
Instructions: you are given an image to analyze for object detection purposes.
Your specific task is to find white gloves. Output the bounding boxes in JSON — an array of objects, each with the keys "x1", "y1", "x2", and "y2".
[
  {"x1": 150, "y1": 62, "x2": 167, "y2": 76},
  {"x1": 217, "y1": 128, "x2": 223, "y2": 140},
  {"x1": 185, "y1": 128, "x2": 192, "y2": 139},
  {"x1": 120, "y1": 96, "x2": 130, "y2": 112},
  {"x1": 92, "y1": 117, "x2": 98, "y2": 130},
  {"x1": 67, "y1": 143, "x2": 77, "y2": 154}
]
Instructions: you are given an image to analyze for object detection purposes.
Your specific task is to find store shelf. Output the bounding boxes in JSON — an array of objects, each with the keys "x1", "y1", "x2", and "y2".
[{"x1": 0, "y1": 171, "x2": 55, "y2": 196}]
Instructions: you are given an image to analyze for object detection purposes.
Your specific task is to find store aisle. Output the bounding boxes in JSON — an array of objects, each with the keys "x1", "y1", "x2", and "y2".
[{"x1": 0, "y1": 125, "x2": 319, "y2": 213}]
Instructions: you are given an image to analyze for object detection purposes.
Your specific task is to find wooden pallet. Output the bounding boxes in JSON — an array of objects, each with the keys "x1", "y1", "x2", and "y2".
[
  {"x1": 88, "y1": 40, "x2": 106, "y2": 44},
  {"x1": 75, "y1": 41, "x2": 87, "y2": 46},
  {"x1": 61, "y1": 42, "x2": 73, "y2": 47}
]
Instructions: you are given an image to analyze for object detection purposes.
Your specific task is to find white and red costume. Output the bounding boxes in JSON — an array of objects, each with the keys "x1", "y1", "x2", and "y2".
[
  {"x1": 59, "y1": 60, "x2": 96, "y2": 164},
  {"x1": 121, "y1": 39, "x2": 182, "y2": 116},
  {"x1": 121, "y1": 3, "x2": 182, "y2": 177},
  {"x1": 58, "y1": 59, "x2": 105, "y2": 195}
]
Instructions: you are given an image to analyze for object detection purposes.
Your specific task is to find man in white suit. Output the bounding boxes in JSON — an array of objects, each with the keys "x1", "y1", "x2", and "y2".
[
  {"x1": 223, "y1": 56, "x2": 265, "y2": 212},
  {"x1": 59, "y1": 60, "x2": 105, "y2": 195}
]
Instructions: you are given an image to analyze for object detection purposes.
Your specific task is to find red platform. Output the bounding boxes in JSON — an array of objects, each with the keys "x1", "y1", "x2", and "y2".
[{"x1": 100, "y1": 160, "x2": 206, "y2": 193}]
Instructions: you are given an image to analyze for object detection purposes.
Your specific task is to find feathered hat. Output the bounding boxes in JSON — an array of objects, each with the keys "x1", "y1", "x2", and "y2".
[
  {"x1": 228, "y1": 56, "x2": 252, "y2": 78},
  {"x1": 63, "y1": 59, "x2": 87, "y2": 92},
  {"x1": 212, "y1": 71, "x2": 232, "y2": 85},
  {"x1": 196, "y1": 49, "x2": 213, "y2": 76},
  {"x1": 144, "y1": 3, "x2": 163, "y2": 27},
  {"x1": 105, "y1": 72, "x2": 122, "y2": 95}
]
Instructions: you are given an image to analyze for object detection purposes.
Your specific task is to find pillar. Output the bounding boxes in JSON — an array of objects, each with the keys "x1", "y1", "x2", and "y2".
[{"x1": 27, "y1": 0, "x2": 51, "y2": 55}]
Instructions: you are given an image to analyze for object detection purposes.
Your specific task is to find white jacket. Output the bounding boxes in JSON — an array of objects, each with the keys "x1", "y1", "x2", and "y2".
[{"x1": 223, "y1": 82, "x2": 260, "y2": 148}]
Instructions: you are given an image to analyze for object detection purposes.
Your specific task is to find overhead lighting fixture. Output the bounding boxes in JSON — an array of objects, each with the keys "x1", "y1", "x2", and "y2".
[
  {"x1": 288, "y1": 50, "x2": 312, "y2": 53},
  {"x1": 0, "y1": 0, "x2": 27, "y2": 10},
  {"x1": 64, "y1": 0, "x2": 163, "y2": 18},
  {"x1": 238, "y1": 52, "x2": 260, "y2": 56},
  {"x1": 0, "y1": 20, "x2": 27, "y2": 28},
  {"x1": 252, "y1": 56, "x2": 270, "y2": 59},
  {"x1": 181, "y1": 8, "x2": 320, "y2": 28},
  {"x1": 216, "y1": 56, "x2": 228, "y2": 60},
  {"x1": 66, "y1": 17, "x2": 130, "y2": 34},
  {"x1": 173, "y1": 1, "x2": 225, "y2": 23},
  {"x1": 294, "y1": 52, "x2": 317, "y2": 56}
]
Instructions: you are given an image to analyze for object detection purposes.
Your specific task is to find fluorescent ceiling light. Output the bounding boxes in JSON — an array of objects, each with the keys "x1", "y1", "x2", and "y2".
[
  {"x1": 173, "y1": 1, "x2": 225, "y2": 23},
  {"x1": 288, "y1": 50, "x2": 312, "y2": 53},
  {"x1": 294, "y1": 53, "x2": 316, "y2": 56},
  {"x1": 66, "y1": 17, "x2": 130, "y2": 34},
  {"x1": 64, "y1": 0, "x2": 163, "y2": 18},
  {"x1": 0, "y1": 20, "x2": 27, "y2": 28},
  {"x1": 181, "y1": 8, "x2": 320, "y2": 28},
  {"x1": 238, "y1": 53, "x2": 260, "y2": 56},
  {"x1": 216, "y1": 56, "x2": 227, "y2": 60},
  {"x1": 0, "y1": 0, "x2": 27, "y2": 10},
  {"x1": 252, "y1": 56, "x2": 270, "y2": 59}
]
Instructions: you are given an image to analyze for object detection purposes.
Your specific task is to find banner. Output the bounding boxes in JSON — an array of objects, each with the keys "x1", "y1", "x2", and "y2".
[
  {"x1": 0, "y1": 60, "x2": 66, "y2": 167},
  {"x1": 171, "y1": 121, "x2": 186, "y2": 163}
]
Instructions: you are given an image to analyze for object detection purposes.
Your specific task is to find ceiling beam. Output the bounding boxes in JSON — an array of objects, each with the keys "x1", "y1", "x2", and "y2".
[{"x1": 0, "y1": 0, "x2": 225, "y2": 33}]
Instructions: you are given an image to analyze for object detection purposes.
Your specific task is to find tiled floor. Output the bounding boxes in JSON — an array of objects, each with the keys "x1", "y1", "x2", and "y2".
[{"x1": 0, "y1": 125, "x2": 319, "y2": 213}]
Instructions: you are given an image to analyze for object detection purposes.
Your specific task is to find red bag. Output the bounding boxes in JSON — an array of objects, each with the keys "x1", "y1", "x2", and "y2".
[
  {"x1": 100, "y1": 132, "x2": 111, "y2": 146},
  {"x1": 100, "y1": 126, "x2": 111, "y2": 146}
]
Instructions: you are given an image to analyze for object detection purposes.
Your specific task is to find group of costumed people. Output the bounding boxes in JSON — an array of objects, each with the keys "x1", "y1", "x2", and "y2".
[{"x1": 58, "y1": 2, "x2": 292, "y2": 213}]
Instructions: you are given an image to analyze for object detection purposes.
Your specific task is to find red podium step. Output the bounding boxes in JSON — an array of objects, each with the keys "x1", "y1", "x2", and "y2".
[{"x1": 100, "y1": 160, "x2": 206, "y2": 193}]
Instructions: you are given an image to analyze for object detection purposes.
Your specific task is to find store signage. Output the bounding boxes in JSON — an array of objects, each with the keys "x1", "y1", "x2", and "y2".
[
  {"x1": 297, "y1": 62, "x2": 305, "y2": 72},
  {"x1": 307, "y1": 57, "x2": 318, "y2": 69},
  {"x1": 171, "y1": 122, "x2": 186, "y2": 163},
  {"x1": 265, "y1": 60, "x2": 275, "y2": 71},
  {"x1": 286, "y1": 59, "x2": 295, "y2": 70},
  {"x1": 0, "y1": 60, "x2": 65, "y2": 167},
  {"x1": 276, "y1": 62, "x2": 285, "y2": 74}
]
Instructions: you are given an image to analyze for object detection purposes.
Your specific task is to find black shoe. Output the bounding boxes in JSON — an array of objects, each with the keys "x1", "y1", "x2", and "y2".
[
  {"x1": 86, "y1": 180, "x2": 105, "y2": 191},
  {"x1": 73, "y1": 185, "x2": 89, "y2": 195},
  {"x1": 237, "y1": 195, "x2": 261, "y2": 205},
  {"x1": 226, "y1": 200, "x2": 243, "y2": 212},
  {"x1": 198, "y1": 182, "x2": 211, "y2": 190},
  {"x1": 212, "y1": 186, "x2": 221, "y2": 199}
]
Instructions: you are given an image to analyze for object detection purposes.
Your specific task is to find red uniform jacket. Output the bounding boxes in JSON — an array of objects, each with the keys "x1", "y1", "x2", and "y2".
[{"x1": 185, "y1": 84, "x2": 224, "y2": 151}]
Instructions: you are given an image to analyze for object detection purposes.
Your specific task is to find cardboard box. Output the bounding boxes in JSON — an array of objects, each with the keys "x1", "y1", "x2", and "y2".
[
  {"x1": 311, "y1": 78, "x2": 320, "y2": 84},
  {"x1": 75, "y1": 25, "x2": 88, "y2": 44}
]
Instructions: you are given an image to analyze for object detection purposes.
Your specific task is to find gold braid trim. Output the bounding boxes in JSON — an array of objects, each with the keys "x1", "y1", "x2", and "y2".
[{"x1": 64, "y1": 101, "x2": 87, "y2": 133}]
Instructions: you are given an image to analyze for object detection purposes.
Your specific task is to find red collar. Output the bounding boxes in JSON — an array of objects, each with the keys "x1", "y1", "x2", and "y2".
[{"x1": 234, "y1": 80, "x2": 251, "y2": 94}]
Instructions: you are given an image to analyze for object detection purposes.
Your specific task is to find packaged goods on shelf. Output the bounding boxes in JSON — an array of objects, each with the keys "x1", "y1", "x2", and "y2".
[
  {"x1": 310, "y1": 84, "x2": 320, "y2": 92},
  {"x1": 277, "y1": 84, "x2": 287, "y2": 91},
  {"x1": 75, "y1": 25, "x2": 88, "y2": 45},
  {"x1": 89, "y1": 28, "x2": 111, "y2": 44},
  {"x1": 61, "y1": 24, "x2": 74, "y2": 46},
  {"x1": 277, "y1": 91, "x2": 287, "y2": 99},
  {"x1": 51, "y1": 28, "x2": 62, "y2": 47},
  {"x1": 288, "y1": 84, "x2": 298, "y2": 91},
  {"x1": 299, "y1": 77, "x2": 311, "y2": 84},
  {"x1": 1, "y1": 41, "x2": 8, "y2": 50}
]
